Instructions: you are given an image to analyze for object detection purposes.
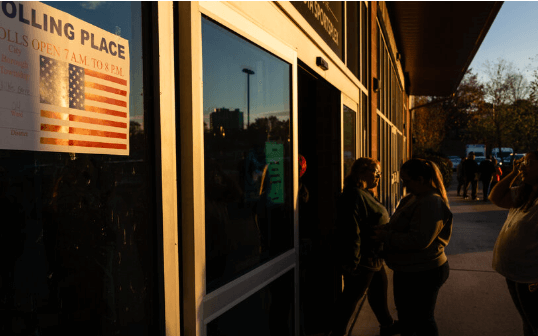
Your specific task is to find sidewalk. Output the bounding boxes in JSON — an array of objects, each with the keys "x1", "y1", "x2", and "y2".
[{"x1": 349, "y1": 177, "x2": 522, "y2": 336}]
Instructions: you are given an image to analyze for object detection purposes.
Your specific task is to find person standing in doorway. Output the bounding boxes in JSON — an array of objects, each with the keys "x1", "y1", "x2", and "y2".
[
  {"x1": 463, "y1": 152, "x2": 480, "y2": 200},
  {"x1": 489, "y1": 150, "x2": 538, "y2": 336},
  {"x1": 374, "y1": 158, "x2": 452, "y2": 336},
  {"x1": 480, "y1": 155, "x2": 496, "y2": 201},
  {"x1": 329, "y1": 158, "x2": 399, "y2": 336}
]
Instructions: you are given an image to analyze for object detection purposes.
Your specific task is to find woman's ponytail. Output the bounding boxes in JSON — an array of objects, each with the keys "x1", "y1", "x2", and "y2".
[{"x1": 425, "y1": 160, "x2": 449, "y2": 206}]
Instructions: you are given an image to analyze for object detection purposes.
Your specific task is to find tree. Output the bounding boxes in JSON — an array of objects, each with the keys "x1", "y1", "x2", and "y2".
[
  {"x1": 414, "y1": 70, "x2": 485, "y2": 156},
  {"x1": 479, "y1": 59, "x2": 530, "y2": 156},
  {"x1": 510, "y1": 99, "x2": 538, "y2": 152},
  {"x1": 440, "y1": 70, "x2": 485, "y2": 146},
  {"x1": 415, "y1": 59, "x2": 536, "y2": 157},
  {"x1": 411, "y1": 96, "x2": 448, "y2": 155},
  {"x1": 520, "y1": 66, "x2": 538, "y2": 151},
  {"x1": 529, "y1": 67, "x2": 538, "y2": 105}
]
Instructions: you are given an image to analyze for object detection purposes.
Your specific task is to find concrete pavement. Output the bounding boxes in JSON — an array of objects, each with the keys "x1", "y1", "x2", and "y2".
[{"x1": 349, "y1": 176, "x2": 523, "y2": 336}]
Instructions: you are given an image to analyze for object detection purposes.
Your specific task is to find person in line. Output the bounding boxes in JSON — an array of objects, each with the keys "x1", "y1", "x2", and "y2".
[
  {"x1": 329, "y1": 158, "x2": 399, "y2": 336},
  {"x1": 480, "y1": 155, "x2": 496, "y2": 202},
  {"x1": 488, "y1": 150, "x2": 538, "y2": 336},
  {"x1": 456, "y1": 156, "x2": 466, "y2": 196},
  {"x1": 463, "y1": 152, "x2": 480, "y2": 200},
  {"x1": 374, "y1": 158, "x2": 453, "y2": 336},
  {"x1": 490, "y1": 158, "x2": 502, "y2": 191}
]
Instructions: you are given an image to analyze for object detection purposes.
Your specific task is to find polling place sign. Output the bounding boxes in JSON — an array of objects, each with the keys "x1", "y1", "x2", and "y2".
[{"x1": 0, "y1": 1, "x2": 130, "y2": 155}]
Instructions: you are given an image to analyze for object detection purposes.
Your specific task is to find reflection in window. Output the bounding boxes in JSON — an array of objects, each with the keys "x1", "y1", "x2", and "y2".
[
  {"x1": 202, "y1": 17, "x2": 293, "y2": 292},
  {"x1": 343, "y1": 105, "x2": 356, "y2": 176},
  {"x1": 361, "y1": 91, "x2": 369, "y2": 157}
]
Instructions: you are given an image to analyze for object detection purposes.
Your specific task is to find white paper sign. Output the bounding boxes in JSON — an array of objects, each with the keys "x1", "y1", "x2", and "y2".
[{"x1": 0, "y1": 1, "x2": 130, "y2": 155}]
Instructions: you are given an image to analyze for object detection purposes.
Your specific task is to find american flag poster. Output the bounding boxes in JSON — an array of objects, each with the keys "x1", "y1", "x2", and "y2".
[{"x1": 0, "y1": 1, "x2": 130, "y2": 155}]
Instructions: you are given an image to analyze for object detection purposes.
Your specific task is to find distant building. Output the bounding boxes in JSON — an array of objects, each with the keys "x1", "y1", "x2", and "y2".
[{"x1": 210, "y1": 108, "x2": 244, "y2": 133}]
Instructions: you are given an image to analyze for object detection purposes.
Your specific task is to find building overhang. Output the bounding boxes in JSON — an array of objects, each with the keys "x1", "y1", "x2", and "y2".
[{"x1": 386, "y1": 1, "x2": 503, "y2": 97}]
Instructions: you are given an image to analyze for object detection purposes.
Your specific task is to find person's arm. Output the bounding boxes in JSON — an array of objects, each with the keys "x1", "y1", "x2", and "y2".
[
  {"x1": 372, "y1": 194, "x2": 412, "y2": 241},
  {"x1": 488, "y1": 159, "x2": 523, "y2": 208}
]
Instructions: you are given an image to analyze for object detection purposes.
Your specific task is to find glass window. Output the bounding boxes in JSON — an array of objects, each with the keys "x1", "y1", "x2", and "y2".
[
  {"x1": 361, "y1": 2, "x2": 368, "y2": 87},
  {"x1": 346, "y1": 2, "x2": 359, "y2": 78},
  {"x1": 207, "y1": 270, "x2": 294, "y2": 336},
  {"x1": 343, "y1": 105, "x2": 356, "y2": 176},
  {"x1": 377, "y1": 24, "x2": 382, "y2": 109},
  {"x1": 202, "y1": 17, "x2": 293, "y2": 292},
  {"x1": 2, "y1": 2, "x2": 159, "y2": 335},
  {"x1": 361, "y1": 91, "x2": 369, "y2": 157}
]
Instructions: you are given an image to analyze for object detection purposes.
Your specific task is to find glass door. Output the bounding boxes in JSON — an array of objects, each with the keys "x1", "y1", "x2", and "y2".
[
  {"x1": 195, "y1": 3, "x2": 298, "y2": 335},
  {"x1": 342, "y1": 94, "x2": 359, "y2": 184}
]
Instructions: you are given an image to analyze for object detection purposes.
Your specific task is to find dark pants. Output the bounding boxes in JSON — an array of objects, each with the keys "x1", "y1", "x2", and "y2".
[
  {"x1": 463, "y1": 178, "x2": 478, "y2": 199},
  {"x1": 456, "y1": 177, "x2": 465, "y2": 195},
  {"x1": 393, "y1": 261, "x2": 449, "y2": 336},
  {"x1": 331, "y1": 265, "x2": 393, "y2": 336},
  {"x1": 481, "y1": 177, "x2": 492, "y2": 200},
  {"x1": 506, "y1": 278, "x2": 538, "y2": 336}
]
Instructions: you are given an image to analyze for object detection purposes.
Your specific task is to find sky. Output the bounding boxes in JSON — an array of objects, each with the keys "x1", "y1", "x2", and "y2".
[
  {"x1": 468, "y1": 1, "x2": 538, "y2": 82},
  {"x1": 202, "y1": 18, "x2": 291, "y2": 129}
]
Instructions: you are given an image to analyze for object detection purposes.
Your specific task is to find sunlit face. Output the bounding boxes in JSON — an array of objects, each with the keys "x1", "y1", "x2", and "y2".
[
  {"x1": 360, "y1": 164, "x2": 381, "y2": 189},
  {"x1": 519, "y1": 153, "x2": 538, "y2": 186}
]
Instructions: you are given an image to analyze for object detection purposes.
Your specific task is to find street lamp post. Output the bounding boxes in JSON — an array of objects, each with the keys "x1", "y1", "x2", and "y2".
[{"x1": 242, "y1": 68, "x2": 255, "y2": 128}]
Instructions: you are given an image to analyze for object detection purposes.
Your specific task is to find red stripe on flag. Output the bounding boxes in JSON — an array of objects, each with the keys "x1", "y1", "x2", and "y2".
[
  {"x1": 41, "y1": 137, "x2": 127, "y2": 150},
  {"x1": 41, "y1": 124, "x2": 67, "y2": 133},
  {"x1": 70, "y1": 115, "x2": 127, "y2": 129},
  {"x1": 41, "y1": 124, "x2": 127, "y2": 139},
  {"x1": 85, "y1": 93, "x2": 127, "y2": 107},
  {"x1": 85, "y1": 81, "x2": 127, "y2": 96},
  {"x1": 85, "y1": 105, "x2": 127, "y2": 118},
  {"x1": 41, "y1": 138, "x2": 69, "y2": 146},
  {"x1": 85, "y1": 69, "x2": 127, "y2": 86},
  {"x1": 70, "y1": 139, "x2": 127, "y2": 149},
  {"x1": 69, "y1": 127, "x2": 127, "y2": 139},
  {"x1": 41, "y1": 110, "x2": 69, "y2": 120}
]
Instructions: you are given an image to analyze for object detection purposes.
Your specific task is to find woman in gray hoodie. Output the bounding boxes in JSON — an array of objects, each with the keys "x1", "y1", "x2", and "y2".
[{"x1": 374, "y1": 158, "x2": 453, "y2": 336}]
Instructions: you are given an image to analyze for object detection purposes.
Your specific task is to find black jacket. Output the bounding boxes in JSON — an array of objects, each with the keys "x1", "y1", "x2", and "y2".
[
  {"x1": 463, "y1": 159, "x2": 479, "y2": 180},
  {"x1": 334, "y1": 186, "x2": 390, "y2": 271},
  {"x1": 479, "y1": 159, "x2": 496, "y2": 180}
]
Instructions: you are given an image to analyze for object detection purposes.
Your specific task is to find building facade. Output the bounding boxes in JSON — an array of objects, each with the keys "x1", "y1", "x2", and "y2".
[{"x1": 2, "y1": 1, "x2": 501, "y2": 336}]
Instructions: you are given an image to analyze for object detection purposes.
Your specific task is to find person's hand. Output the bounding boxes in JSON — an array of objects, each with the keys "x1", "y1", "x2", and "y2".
[{"x1": 515, "y1": 157, "x2": 525, "y2": 172}]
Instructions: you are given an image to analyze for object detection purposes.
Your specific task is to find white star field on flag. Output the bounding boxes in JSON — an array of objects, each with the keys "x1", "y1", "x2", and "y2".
[{"x1": 69, "y1": 64, "x2": 85, "y2": 110}]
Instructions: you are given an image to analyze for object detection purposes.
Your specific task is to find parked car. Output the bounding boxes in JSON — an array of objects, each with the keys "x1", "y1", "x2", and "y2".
[
  {"x1": 509, "y1": 153, "x2": 525, "y2": 165},
  {"x1": 492, "y1": 147, "x2": 514, "y2": 165}
]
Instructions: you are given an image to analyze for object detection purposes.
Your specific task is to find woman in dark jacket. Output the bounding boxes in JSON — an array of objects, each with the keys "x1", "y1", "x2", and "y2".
[{"x1": 329, "y1": 158, "x2": 399, "y2": 336}]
